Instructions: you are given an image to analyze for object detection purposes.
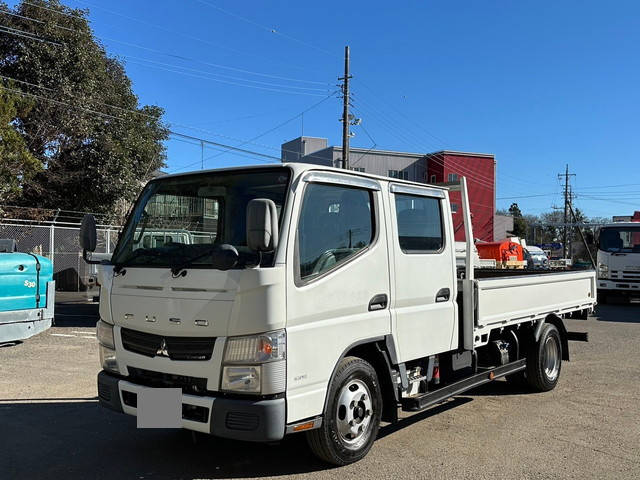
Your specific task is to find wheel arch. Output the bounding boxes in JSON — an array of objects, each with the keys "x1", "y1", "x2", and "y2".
[
  {"x1": 323, "y1": 337, "x2": 399, "y2": 423},
  {"x1": 536, "y1": 314, "x2": 570, "y2": 361}
]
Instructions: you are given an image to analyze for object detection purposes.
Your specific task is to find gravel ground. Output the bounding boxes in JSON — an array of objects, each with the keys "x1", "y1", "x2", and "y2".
[{"x1": 1, "y1": 300, "x2": 638, "y2": 479}]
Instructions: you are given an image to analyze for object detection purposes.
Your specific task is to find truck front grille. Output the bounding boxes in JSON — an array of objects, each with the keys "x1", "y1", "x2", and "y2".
[
  {"x1": 127, "y1": 366, "x2": 208, "y2": 394},
  {"x1": 120, "y1": 328, "x2": 216, "y2": 361}
]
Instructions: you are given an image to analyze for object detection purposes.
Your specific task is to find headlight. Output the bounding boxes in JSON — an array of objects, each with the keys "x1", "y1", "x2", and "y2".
[
  {"x1": 97, "y1": 320, "x2": 115, "y2": 349},
  {"x1": 97, "y1": 320, "x2": 118, "y2": 373},
  {"x1": 99, "y1": 344, "x2": 119, "y2": 373},
  {"x1": 221, "y1": 330, "x2": 286, "y2": 394},
  {"x1": 223, "y1": 330, "x2": 286, "y2": 364},
  {"x1": 221, "y1": 366, "x2": 261, "y2": 393},
  {"x1": 598, "y1": 263, "x2": 609, "y2": 278}
]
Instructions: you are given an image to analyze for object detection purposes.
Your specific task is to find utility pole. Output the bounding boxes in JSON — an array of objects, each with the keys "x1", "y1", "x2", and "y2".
[
  {"x1": 339, "y1": 46, "x2": 351, "y2": 170},
  {"x1": 558, "y1": 164, "x2": 576, "y2": 258}
]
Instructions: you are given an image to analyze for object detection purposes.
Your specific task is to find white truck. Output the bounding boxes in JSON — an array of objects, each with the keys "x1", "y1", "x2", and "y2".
[
  {"x1": 81, "y1": 164, "x2": 594, "y2": 465},
  {"x1": 596, "y1": 221, "x2": 640, "y2": 302}
]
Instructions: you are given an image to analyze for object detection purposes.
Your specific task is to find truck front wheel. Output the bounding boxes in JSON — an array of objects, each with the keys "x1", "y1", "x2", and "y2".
[
  {"x1": 526, "y1": 324, "x2": 562, "y2": 392},
  {"x1": 306, "y1": 356, "x2": 382, "y2": 465}
]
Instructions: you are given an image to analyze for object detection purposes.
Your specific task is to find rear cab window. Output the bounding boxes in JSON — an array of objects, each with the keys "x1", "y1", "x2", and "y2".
[{"x1": 393, "y1": 191, "x2": 445, "y2": 254}]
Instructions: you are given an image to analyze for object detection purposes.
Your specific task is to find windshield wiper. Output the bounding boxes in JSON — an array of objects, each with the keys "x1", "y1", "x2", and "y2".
[
  {"x1": 170, "y1": 244, "x2": 239, "y2": 277},
  {"x1": 114, "y1": 248, "x2": 163, "y2": 273}
]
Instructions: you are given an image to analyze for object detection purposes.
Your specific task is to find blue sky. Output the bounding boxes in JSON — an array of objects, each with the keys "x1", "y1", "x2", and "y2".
[{"x1": 14, "y1": 1, "x2": 640, "y2": 218}]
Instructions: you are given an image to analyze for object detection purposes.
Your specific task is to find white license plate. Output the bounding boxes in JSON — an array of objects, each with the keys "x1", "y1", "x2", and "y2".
[{"x1": 136, "y1": 388, "x2": 182, "y2": 428}]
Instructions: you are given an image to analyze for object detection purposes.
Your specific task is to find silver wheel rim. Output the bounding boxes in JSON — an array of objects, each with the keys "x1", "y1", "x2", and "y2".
[
  {"x1": 335, "y1": 378, "x2": 373, "y2": 450},
  {"x1": 543, "y1": 335, "x2": 560, "y2": 381}
]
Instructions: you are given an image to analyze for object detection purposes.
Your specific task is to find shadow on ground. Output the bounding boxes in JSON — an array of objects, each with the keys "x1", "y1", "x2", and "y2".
[
  {"x1": 0, "y1": 396, "x2": 481, "y2": 479},
  {"x1": 54, "y1": 301, "x2": 99, "y2": 328},
  {"x1": 595, "y1": 303, "x2": 640, "y2": 323},
  {"x1": 0, "y1": 400, "x2": 330, "y2": 479}
]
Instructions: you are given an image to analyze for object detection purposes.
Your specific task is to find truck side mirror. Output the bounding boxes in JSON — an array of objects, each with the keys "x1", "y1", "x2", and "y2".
[
  {"x1": 80, "y1": 214, "x2": 100, "y2": 264},
  {"x1": 246, "y1": 198, "x2": 279, "y2": 252}
]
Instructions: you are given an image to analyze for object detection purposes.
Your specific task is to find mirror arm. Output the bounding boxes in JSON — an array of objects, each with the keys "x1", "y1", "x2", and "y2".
[{"x1": 83, "y1": 249, "x2": 101, "y2": 265}]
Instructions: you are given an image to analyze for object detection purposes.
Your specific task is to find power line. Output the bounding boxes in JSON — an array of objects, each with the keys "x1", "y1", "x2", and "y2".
[
  {"x1": 0, "y1": 74, "x2": 161, "y2": 121},
  {"x1": 354, "y1": 79, "x2": 450, "y2": 147},
  {"x1": 0, "y1": 82, "x2": 287, "y2": 166},
  {"x1": 23, "y1": 0, "x2": 331, "y2": 81},
  {"x1": 168, "y1": 134, "x2": 280, "y2": 166},
  {"x1": 0, "y1": 73, "x2": 333, "y2": 163},
  {"x1": 123, "y1": 57, "x2": 329, "y2": 97},
  {"x1": 577, "y1": 194, "x2": 640, "y2": 208},
  {"x1": 0, "y1": 24, "x2": 63, "y2": 46},
  {"x1": 23, "y1": 1, "x2": 86, "y2": 20},
  {"x1": 168, "y1": 131, "x2": 280, "y2": 162},
  {"x1": 353, "y1": 82, "x2": 552, "y2": 190},
  {"x1": 0, "y1": 8, "x2": 74, "y2": 31},
  {"x1": 71, "y1": 0, "x2": 331, "y2": 78},
  {"x1": 122, "y1": 54, "x2": 329, "y2": 92},
  {"x1": 0, "y1": 25, "x2": 331, "y2": 96},
  {"x1": 576, "y1": 183, "x2": 640, "y2": 190},
  {"x1": 102, "y1": 35, "x2": 331, "y2": 85},
  {"x1": 351, "y1": 101, "x2": 493, "y2": 191},
  {"x1": 351, "y1": 102, "x2": 497, "y2": 190},
  {"x1": 497, "y1": 193, "x2": 558, "y2": 200},
  {"x1": 169, "y1": 92, "x2": 337, "y2": 173},
  {"x1": 194, "y1": 0, "x2": 338, "y2": 58}
]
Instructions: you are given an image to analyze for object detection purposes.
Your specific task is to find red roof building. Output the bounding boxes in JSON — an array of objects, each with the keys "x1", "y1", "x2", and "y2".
[{"x1": 427, "y1": 151, "x2": 496, "y2": 242}]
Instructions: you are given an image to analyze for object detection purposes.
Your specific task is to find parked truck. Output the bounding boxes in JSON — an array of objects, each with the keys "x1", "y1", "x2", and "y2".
[
  {"x1": 597, "y1": 221, "x2": 640, "y2": 302},
  {"x1": 82, "y1": 164, "x2": 594, "y2": 465},
  {"x1": 0, "y1": 239, "x2": 55, "y2": 343}
]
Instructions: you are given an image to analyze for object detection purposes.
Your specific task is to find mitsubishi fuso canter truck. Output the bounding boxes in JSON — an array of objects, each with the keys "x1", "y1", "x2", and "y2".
[{"x1": 81, "y1": 163, "x2": 594, "y2": 465}]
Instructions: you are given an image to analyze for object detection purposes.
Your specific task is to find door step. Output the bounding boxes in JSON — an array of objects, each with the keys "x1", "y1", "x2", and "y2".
[{"x1": 400, "y1": 359, "x2": 527, "y2": 412}]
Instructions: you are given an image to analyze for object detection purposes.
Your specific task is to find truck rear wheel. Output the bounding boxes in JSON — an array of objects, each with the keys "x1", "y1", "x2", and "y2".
[
  {"x1": 525, "y1": 324, "x2": 562, "y2": 392},
  {"x1": 306, "y1": 356, "x2": 382, "y2": 465}
]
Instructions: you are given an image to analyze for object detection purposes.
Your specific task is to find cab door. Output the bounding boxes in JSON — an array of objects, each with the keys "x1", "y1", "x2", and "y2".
[
  {"x1": 284, "y1": 172, "x2": 392, "y2": 423},
  {"x1": 388, "y1": 184, "x2": 456, "y2": 362}
]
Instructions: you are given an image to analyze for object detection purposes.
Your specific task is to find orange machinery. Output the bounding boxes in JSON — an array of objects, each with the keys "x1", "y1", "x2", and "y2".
[{"x1": 476, "y1": 240, "x2": 524, "y2": 264}]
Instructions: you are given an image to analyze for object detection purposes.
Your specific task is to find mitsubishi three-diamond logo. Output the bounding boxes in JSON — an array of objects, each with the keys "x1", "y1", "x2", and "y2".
[{"x1": 156, "y1": 338, "x2": 170, "y2": 357}]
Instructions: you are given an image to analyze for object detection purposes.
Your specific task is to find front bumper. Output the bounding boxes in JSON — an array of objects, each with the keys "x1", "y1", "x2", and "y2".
[
  {"x1": 97, "y1": 371, "x2": 286, "y2": 442},
  {"x1": 597, "y1": 279, "x2": 640, "y2": 295}
]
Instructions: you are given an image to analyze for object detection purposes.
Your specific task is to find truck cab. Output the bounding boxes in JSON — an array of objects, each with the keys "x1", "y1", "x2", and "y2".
[
  {"x1": 85, "y1": 163, "x2": 594, "y2": 465},
  {"x1": 596, "y1": 222, "x2": 640, "y2": 302}
]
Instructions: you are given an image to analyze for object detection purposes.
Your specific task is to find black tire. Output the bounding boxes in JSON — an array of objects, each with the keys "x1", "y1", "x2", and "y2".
[
  {"x1": 525, "y1": 324, "x2": 562, "y2": 392},
  {"x1": 306, "y1": 356, "x2": 382, "y2": 465}
]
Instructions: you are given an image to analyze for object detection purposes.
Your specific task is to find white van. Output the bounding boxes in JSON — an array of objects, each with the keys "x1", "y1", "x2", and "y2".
[{"x1": 81, "y1": 164, "x2": 594, "y2": 465}]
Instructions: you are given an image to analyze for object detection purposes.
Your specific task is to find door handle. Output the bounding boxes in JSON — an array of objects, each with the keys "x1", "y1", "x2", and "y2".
[
  {"x1": 435, "y1": 288, "x2": 450, "y2": 303},
  {"x1": 368, "y1": 294, "x2": 388, "y2": 311}
]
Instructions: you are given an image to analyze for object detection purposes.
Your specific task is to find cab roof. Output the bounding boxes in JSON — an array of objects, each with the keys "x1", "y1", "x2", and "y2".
[{"x1": 159, "y1": 162, "x2": 448, "y2": 191}]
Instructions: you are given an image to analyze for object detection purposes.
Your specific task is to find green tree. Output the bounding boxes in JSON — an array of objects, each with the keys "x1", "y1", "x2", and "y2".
[
  {"x1": 0, "y1": 87, "x2": 40, "y2": 204},
  {"x1": 0, "y1": 0, "x2": 168, "y2": 220},
  {"x1": 509, "y1": 202, "x2": 528, "y2": 238}
]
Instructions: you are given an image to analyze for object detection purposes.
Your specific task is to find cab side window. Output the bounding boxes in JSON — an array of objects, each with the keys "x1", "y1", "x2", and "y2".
[
  {"x1": 298, "y1": 183, "x2": 374, "y2": 280},
  {"x1": 394, "y1": 193, "x2": 444, "y2": 253}
]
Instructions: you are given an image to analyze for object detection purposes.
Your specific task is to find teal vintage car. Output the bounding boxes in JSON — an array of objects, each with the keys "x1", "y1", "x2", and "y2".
[{"x1": 0, "y1": 241, "x2": 55, "y2": 343}]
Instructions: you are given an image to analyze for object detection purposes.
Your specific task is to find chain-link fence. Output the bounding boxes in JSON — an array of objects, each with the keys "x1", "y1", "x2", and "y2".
[{"x1": 0, "y1": 219, "x2": 120, "y2": 291}]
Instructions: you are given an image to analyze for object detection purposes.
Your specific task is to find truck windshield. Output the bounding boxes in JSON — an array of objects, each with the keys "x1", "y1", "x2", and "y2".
[
  {"x1": 599, "y1": 226, "x2": 640, "y2": 253},
  {"x1": 111, "y1": 167, "x2": 291, "y2": 269}
]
